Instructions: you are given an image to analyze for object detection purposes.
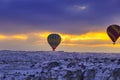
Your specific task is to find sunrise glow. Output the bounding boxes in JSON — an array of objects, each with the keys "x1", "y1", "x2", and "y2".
[
  {"x1": 0, "y1": 31, "x2": 114, "y2": 42},
  {"x1": 11, "y1": 34, "x2": 28, "y2": 40},
  {"x1": 0, "y1": 35, "x2": 7, "y2": 40}
]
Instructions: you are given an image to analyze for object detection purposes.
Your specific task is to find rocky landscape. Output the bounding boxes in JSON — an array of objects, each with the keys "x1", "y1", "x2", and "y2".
[{"x1": 0, "y1": 50, "x2": 120, "y2": 80}]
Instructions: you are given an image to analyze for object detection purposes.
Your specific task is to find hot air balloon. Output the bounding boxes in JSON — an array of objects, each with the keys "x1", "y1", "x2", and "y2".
[
  {"x1": 47, "y1": 34, "x2": 61, "y2": 51},
  {"x1": 107, "y1": 24, "x2": 120, "y2": 44}
]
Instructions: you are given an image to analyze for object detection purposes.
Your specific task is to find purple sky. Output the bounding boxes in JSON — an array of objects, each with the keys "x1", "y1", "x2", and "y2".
[{"x1": 0, "y1": 0, "x2": 120, "y2": 34}]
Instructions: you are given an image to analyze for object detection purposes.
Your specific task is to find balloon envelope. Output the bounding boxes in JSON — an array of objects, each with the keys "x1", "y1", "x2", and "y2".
[
  {"x1": 47, "y1": 34, "x2": 61, "y2": 51},
  {"x1": 107, "y1": 25, "x2": 120, "y2": 44}
]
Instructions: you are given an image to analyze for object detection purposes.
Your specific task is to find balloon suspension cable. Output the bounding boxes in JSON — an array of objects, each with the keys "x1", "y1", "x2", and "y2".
[
  {"x1": 52, "y1": 48, "x2": 55, "y2": 51},
  {"x1": 113, "y1": 42, "x2": 115, "y2": 45}
]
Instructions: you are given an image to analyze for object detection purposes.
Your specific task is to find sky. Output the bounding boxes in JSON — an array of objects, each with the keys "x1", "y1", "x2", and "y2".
[{"x1": 0, "y1": 0, "x2": 120, "y2": 53}]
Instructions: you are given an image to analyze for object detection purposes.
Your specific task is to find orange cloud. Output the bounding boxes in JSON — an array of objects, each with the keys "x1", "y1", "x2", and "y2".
[
  {"x1": 0, "y1": 31, "x2": 117, "y2": 45},
  {"x1": 0, "y1": 34, "x2": 28, "y2": 40},
  {"x1": 11, "y1": 34, "x2": 28, "y2": 40},
  {"x1": 70, "y1": 32, "x2": 109, "y2": 41},
  {"x1": 31, "y1": 31, "x2": 115, "y2": 47},
  {"x1": 0, "y1": 31, "x2": 119, "y2": 52},
  {"x1": 33, "y1": 31, "x2": 111, "y2": 42},
  {"x1": 34, "y1": 32, "x2": 51, "y2": 38},
  {"x1": 0, "y1": 35, "x2": 7, "y2": 40}
]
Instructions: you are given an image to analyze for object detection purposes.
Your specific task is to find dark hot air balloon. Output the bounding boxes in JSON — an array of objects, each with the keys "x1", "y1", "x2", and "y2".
[
  {"x1": 107, "y1": 24, "x2": 120, "y2": 44},
  {"x1": 47, "y1": 34, "x2": 61, "y2": 51}
]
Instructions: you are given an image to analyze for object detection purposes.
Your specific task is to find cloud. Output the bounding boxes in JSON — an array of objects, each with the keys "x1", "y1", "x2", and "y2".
[
  {"x1": 0, "y1": 35, "x2": 7, "y2": 40},
  {"x1": 73, "y1": 5, "x2": 87, "y2": 10},
  {"x1": 0, "y1": 31, "x2": 111, "y2": 44},
  {"x1": 0, "y1": 0, "x2": 120, "y2": 34},
  {"x1": 0, "y1": 31, "x2": 119, "y2": 52},
  {"x1": 0, "y1": 34, "x2": 28, "y2": 40}
]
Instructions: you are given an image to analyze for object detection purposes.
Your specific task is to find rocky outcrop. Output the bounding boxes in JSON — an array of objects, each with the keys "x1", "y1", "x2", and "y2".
[
  {"x1": 84, "y1": 69, "x2": 96, "y2": 80},
  {"x1": 109, "y1": 68, "x2": 120, "y2": 80},
  {"x1": 0, "y1": 51, "x2": 119, "y2": 80}
]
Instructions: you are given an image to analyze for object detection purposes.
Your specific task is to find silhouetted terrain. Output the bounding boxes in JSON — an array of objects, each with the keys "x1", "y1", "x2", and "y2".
[{"x1": 0, "y1": 50, "x2": 120, "y2": 80}]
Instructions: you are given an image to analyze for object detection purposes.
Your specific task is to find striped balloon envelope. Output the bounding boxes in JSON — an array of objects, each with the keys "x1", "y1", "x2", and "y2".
[
  {"x1": 107, "y1": 24, "x2": 120, "y2": 44},
  {"x1": 47, "y1": 34, "x2": 61, "y2": 51}
]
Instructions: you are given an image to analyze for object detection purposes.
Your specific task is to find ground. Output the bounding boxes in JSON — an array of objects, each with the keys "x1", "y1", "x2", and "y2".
[{"x1": 0, "y1": 50, "x2": 120, "y2": 80}]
